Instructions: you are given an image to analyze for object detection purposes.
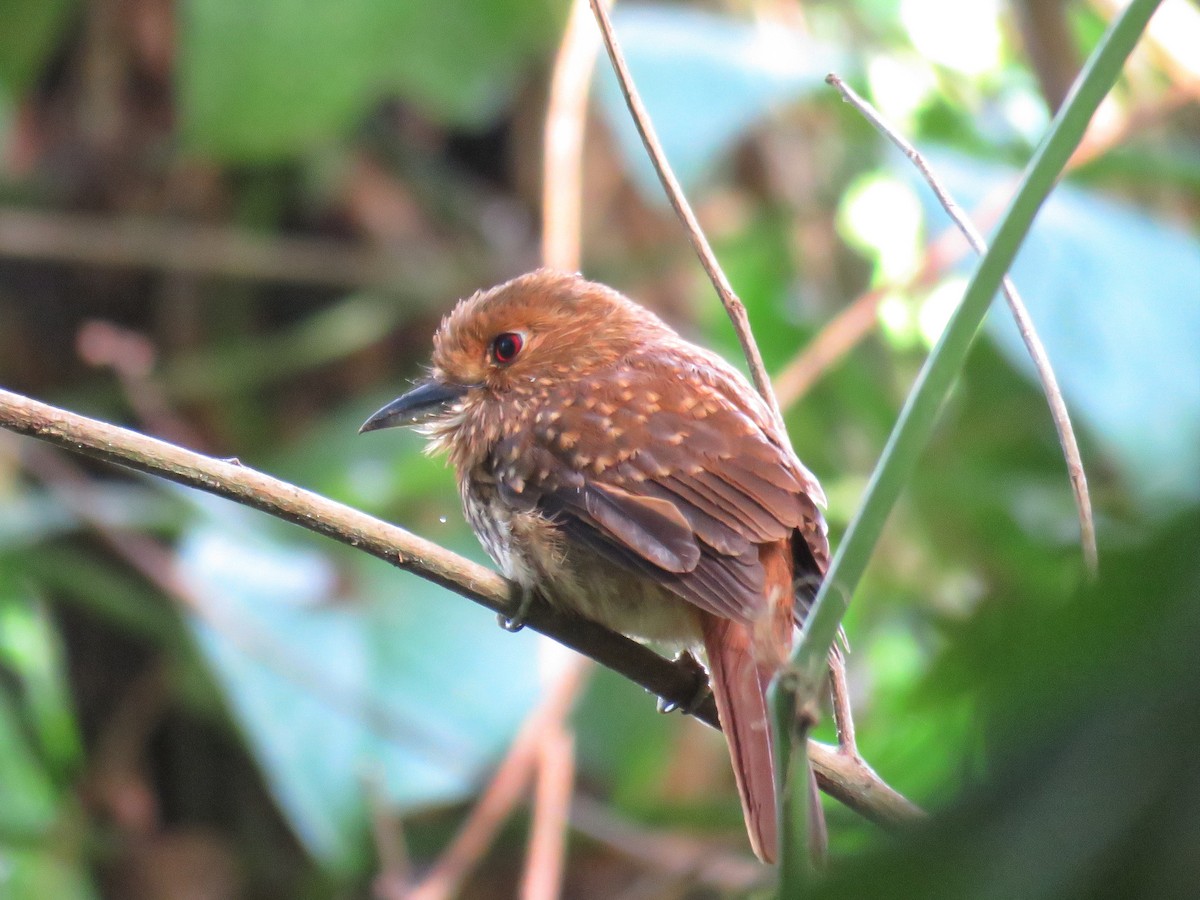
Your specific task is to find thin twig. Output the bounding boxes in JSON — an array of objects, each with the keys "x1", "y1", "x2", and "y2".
[
  {"x1": 771, "y1": 71, "x2": 1188, "y2": 408},
  {"x1": 409, "y1": 658, "x2": 591, "y2": 900},
  {"x1": 587, "y1": 2, "x2": 871, "y2": 863},
  {"x1": 521, "y1": 725, "x2": 576, "y2": 900},
  {"x1": 0, "y1": 206, "x2": 466, "y2": 290},
  {"x1": 365, "y1": 770, "x2": 413, "y2": 900},
  {"x1": 542, "y1": 0, "x2": 609, "y2": 273},
  {"x1": 586, "y1": 0, "x2": 787, "y2": 432},
  {"x1": 828, "y1": 651, "x2": 858, "y2": 760},
  {"x1": 826, "y1": 73, "x2": 1098, "y2": 575},
  {"x1": 571, "y1": 795, "x2": 767, "y2": 893}
]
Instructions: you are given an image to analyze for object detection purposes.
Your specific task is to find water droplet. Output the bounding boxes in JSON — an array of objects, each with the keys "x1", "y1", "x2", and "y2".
[{"x1": 438, "y1": 516, "x2": 447, "y2": 524}]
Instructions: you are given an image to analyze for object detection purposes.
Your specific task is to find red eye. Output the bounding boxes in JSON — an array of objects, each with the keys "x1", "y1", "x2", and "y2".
[{"x1": 492, "y1": 332, "x2": 524, "y2": 364}]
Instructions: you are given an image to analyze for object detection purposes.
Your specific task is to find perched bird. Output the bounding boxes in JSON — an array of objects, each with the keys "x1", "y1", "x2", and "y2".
[{"x1": 361, "y1": 269, "x2": 829, "y2": 863}]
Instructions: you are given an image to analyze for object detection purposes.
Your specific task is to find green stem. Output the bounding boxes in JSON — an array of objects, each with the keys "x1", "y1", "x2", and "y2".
[{"x1": 776, "y1": 0, "x2": 1163, "y2": 886}]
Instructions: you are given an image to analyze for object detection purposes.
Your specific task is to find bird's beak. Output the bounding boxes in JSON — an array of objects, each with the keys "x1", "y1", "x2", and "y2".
[{"x1": 359, "y1": 379, "x2": 468, "y2": 434}]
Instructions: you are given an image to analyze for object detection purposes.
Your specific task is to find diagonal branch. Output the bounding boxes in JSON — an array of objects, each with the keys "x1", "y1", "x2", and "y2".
[
  {"x1": 0, "y1": 386, "x2": 919, "y2": 828},
  {"x1": 587, "y1": 0, "x2": 786, "y2": 431}
]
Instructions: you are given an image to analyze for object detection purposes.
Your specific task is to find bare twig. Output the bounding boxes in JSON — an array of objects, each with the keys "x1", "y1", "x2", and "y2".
[
  {"x1": 0, "y1": 388, "x2": 917, "y2": 826},
  {"x1": 0, "y1": 206, "x2": 464, "y2": 290},
  {"x1": 571, "y1": 795, "x2": 767, "y2": 893},
  {"x1": 587, "y1": 1, "x2": 875, "y2": 852},
  {"x1": 365, "y1": 771, "x2": 413, "y2": 900},
  {"x1": 828, "y1": 652, "x2": 859, "y2": 760},
  {"x1": 586, "y1": 0, "x2": 786, "y2": 430},
  {"x1": 409, "y1": 658, "x2": 590, "y2": 900},
  {"x1": 826, "y1": 73, "x2": 1098, "y2": 575},
  {"x1": 0, "y1": 388, "x2": 916, "y2": 824},
  {"x1": 542, "y1": 0, "x2": 609, "y2": 273},
  {"x1": 773, "y1": 69, "x2": 1189, "y2": 408},
  {"x1": 521, "y1": 725, "x2": 576, "y2": 900}
]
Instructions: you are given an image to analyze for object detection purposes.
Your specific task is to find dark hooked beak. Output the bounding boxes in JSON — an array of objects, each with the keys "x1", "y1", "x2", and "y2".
[{"x1": 359, "y1": 379, "x2": 469, "y2": 434}]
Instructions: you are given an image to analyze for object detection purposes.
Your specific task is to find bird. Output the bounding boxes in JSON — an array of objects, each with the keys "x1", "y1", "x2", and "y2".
[{"x1": 360, "y1": 269, "x2": 829, "y2": 863}]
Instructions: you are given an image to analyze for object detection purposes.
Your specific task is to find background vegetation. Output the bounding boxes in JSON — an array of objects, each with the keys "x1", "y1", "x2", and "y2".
[{"x1": 1, "y1": 0, "x2": 1197, "y2": 897}]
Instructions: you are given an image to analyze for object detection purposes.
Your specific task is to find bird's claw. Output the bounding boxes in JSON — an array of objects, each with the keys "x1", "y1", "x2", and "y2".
[
  {"x1": 657, "y1": 650, "x2": 710, "y2": 715},
  {"x1": 497, "y1": 586, "x2": 534, "y2": 633}
]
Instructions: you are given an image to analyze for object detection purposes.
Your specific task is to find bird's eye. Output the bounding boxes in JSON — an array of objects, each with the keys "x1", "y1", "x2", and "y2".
[{"x1": 492, "y1": 332, "x2": 524, "y2": 364}]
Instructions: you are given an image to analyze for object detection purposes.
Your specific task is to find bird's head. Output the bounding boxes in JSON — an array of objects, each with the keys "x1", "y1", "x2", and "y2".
[{"x1": 359, "y1": 269, "x2": 672, "y2": 459}]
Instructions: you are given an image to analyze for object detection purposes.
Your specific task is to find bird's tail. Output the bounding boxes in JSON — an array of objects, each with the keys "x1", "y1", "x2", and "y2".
[
  {"x1": 702, "y1": 615, "x2": 781, "y2": 863},
  {"x1": 702, "y1": 591, "x2": 828, "y2": 864}
]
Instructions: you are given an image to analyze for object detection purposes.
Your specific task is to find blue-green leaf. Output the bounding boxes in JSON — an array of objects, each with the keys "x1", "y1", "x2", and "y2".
[
  {"x1": 907, "y1": 150, "x2": 1200, "y2": 505},
  {"x1": 595, "y1": 5, "x2": 842, "y2": 198},
  {"x1": 176, "y1": 501, "x2": 540, "y2": 869}
]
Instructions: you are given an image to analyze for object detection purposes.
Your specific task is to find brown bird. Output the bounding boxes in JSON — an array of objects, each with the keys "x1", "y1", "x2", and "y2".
[{"x1": 361, "y1": 269, "x2": 829, "y2": 863}]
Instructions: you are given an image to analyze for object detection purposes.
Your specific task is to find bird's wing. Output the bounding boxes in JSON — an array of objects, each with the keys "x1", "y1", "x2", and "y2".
[{"x1": 494, "y1": 353, "x2": 827, "y2": 625}]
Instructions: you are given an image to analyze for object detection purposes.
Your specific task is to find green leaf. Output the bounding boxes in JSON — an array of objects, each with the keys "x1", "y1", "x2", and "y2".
[
  {"x1": 0, "y1": 0, "x2": 78, "y2": 94},
  {"x1": 180, "y1": 0, "x2": 563, "y2": 161},
  {"x1": 0, "y1": 592, "x2": 84, "y2": 780},
  {"x1": 0, "y1": 847, "x2": 97, "y2": 900}
]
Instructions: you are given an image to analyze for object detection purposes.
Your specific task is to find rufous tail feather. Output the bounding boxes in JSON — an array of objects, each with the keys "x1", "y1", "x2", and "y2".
[{"x1": 702, "y1": 615, "x2": 780, "y2": 863}]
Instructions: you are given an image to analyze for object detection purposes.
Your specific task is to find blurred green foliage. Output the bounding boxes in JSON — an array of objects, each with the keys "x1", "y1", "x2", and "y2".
[
  {"x1": 0, "y1": 0, "x2": 1197, "y2": 896},
  {"x1": 180, "y1": 0, "x2": 565, "y2": 159}
]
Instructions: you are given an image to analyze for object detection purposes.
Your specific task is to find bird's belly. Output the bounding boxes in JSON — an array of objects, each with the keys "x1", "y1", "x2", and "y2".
[
  {"x1": 543, "y1": 551, "x2": 703, "y2": 648},
  {"x1": 463, "y1": 485, "x2": 700, "y2": 647}
]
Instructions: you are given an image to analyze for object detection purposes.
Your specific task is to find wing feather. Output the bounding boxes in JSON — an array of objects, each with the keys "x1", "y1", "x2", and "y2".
[{"x1": 494, "y1": 351, "x2": 827, "y2": 625}]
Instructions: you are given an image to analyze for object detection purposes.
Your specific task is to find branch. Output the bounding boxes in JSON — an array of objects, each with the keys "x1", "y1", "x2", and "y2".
[
  {"x1": 825, "y1": 73, "x2": 1097, "y2": 574},
  {"x1": 586, "y1": 0, "x2": 786, "y2": 431},
  {"x1": 0, "y1": 206, "x2": 463, "y2": 291},
  {"x1": 408, "y1": 658, "x2": 590, "y2": 900},
  {"x1": 541, "y1": 0, "x2": 608, "y2": 273},
  {"x1": 0, "y1": 386, "x2": 918, "y2": 828}
]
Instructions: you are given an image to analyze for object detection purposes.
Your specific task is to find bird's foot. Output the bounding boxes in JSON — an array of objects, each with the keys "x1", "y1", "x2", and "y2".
[
  {"x1": 497, "y1": 585, "x2": 534, "y2": 633},
  {"x1": 657, "y1": 650, "x2": 710, "y2": 714}
]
